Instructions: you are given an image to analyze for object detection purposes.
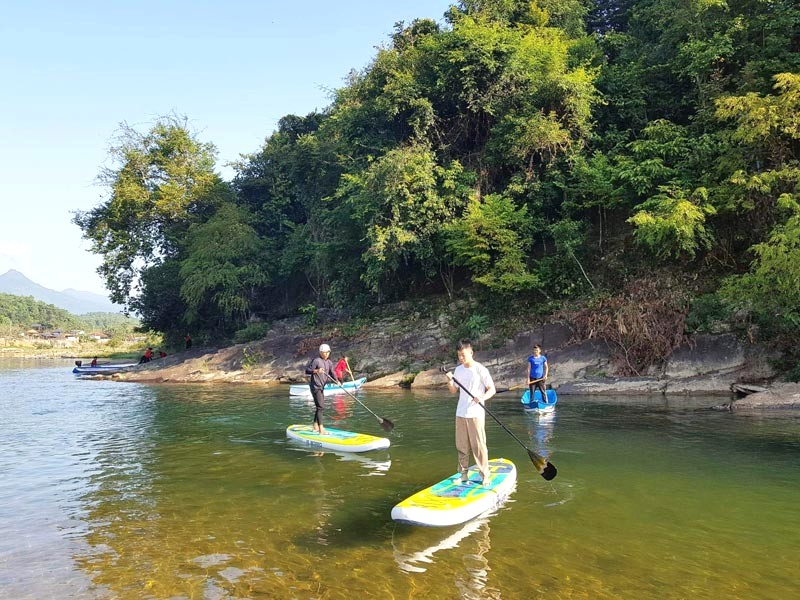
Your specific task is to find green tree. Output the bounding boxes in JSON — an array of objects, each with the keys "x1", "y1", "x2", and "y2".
[
  {"x1": 628, "y1": 185, "x2": 716, "y2": 260},
  {"x1": 180, "y1": 204, "x2": 269, "y2": 332},
  {"x1": 717, "y1": 73, "x2": 800, "y2": 331},
  {"x1": 445, "y1": 193, "x2": 540, "y2": 293},
  {"x1": 338, "y1": 144, "x2": 473, "y2": 297},
  {"x1": 74, "y1": 115, "x2": 223, "y2": 306}
]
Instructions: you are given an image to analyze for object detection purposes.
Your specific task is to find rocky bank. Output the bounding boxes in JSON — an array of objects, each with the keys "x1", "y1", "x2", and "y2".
[{"x1": 109, "y1": 307, "x2": 796, "y2": 408}]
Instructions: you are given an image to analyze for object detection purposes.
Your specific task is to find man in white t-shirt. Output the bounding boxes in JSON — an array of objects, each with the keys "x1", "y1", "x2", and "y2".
[{"x1": 446, "y1": 339, "x2": 496, "y2": 485}]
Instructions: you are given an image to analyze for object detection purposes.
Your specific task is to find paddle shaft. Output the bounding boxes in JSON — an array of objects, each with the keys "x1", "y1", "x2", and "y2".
[
  {"x1": 448, "y1": 373, "x2": 547, "y2": 461},
  {"x1": 322, "y1": 372, "x2": 393, "y2": 430},
  {"x1": 344, "y1": 357, "x2": 355, "y2": 383}
]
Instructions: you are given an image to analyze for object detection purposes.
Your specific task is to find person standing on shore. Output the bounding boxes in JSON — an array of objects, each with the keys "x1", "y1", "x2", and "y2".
[
  {"x1": 446, "y1": 339, "x2": 496, "y2": 485},
  {"x1": 305, "y1": 343, "x2": 339, "y2": 434},
  {"x1": 526, "y1": 344, "x2": 549, "y2": 403}
]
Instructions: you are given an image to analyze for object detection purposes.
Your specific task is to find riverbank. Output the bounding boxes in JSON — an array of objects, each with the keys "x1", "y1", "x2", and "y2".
[
  {"x1": 101, "y1": 306, "x2": 799, "y2": 408},
  {"x1": 0, "y1": 345, "x2": 142, "y2": 360}
]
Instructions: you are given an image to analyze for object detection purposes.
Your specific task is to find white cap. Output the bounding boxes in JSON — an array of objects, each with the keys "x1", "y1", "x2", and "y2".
[{"x1": 319, "y1": 343, "x2": 331, "y2": 352}]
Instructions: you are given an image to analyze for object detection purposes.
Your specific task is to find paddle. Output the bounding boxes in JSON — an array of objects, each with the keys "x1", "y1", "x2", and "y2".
[
  {"x1": 440, "y1": 367, "x2": 557, "y2": 481},
  {"x1": 494, "y1": 384, "x2": 524, "y2": 394},
  {"x1": 345, "y1": 357, "x2": 355, "y2": 383},
  {"x1": 322, "y1": 372, "x2": 395, "y2": 432}
]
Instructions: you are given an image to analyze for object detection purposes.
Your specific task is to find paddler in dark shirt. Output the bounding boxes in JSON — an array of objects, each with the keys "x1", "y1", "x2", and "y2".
[{"x1": 305, "y1": 343, "x2": 340, "y2": 434}]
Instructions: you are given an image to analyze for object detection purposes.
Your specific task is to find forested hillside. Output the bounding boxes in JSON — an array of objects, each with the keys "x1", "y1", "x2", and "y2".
[
  {"x1": 0, "y1": 294, "x2": 139, "y2": 335},
  {"x1": 74, "y1": 0, "x2": 800, "y2": 373},
  {"x1": 0, "y1": 293, "x2": 84, "y2": 331}
]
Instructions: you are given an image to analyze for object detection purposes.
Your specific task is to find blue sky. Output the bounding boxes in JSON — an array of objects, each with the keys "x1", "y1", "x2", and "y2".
[{"x1": 0, "y1": 0, "x2": 454, "y2": 296}]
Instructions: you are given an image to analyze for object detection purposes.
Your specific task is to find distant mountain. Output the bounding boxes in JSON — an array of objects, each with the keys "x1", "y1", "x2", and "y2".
[{"x1": 0, "y1": 269, "x2": 122, "y2": 315}]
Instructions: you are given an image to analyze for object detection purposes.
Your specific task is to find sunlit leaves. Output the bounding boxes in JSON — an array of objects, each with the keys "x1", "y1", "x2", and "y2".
[
  {"x1": 180, "y1": 205, "x2": 268, "y2": 327},
  {"x1": 628, "y1": 186, "x2": 716, "y2": 259},
  {"x1": 74, "y1": 116, "x2": 221, "y2": 305},
  {"x1": 445, "y1": 193, "x2": 539, "y2": 293}
]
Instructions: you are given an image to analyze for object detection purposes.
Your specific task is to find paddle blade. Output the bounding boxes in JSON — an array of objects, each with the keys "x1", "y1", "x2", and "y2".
[
  {"x1": 379, "y1": 417, "x2": 394, "y2": 432},
  {"x1": 540, "y1": 462, "x2": 558, "y2": 481},
  {"x1": 528, "y1": 449, "x2": 558, "y2": 480}
]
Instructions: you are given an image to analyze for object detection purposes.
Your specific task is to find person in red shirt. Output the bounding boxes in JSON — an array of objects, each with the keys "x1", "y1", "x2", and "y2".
[
  {"x1": 139, "y1": 347, "x2": 153, "y2": 364},
  {"x1": 334, "y1": 355, "x2": 352, "y2": 381},
  {"x1": 90, "y1": 357, "x2": 98, "y2": 367}
]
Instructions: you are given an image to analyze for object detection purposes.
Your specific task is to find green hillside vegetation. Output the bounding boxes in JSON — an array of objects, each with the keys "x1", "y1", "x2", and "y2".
[
  {"x1": 80, "y1": 311, "x2": 140, "y2": 335},
  {"x1": 0, "y1": 293, "x2": 85, "y2": 331},
  {"x1": 0, "y1": 293, "x2": 138, "y2": 334},
  {"x1": 74, "y1": 0, "x2": 800, "y2": 375}
]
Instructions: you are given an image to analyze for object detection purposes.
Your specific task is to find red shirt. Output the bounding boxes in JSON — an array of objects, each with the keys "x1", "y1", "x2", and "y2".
[
  {"x1": 144, "y1": 349, "x2": 153, "y2": 359},
  {"x1": 334, "y1": 359, "x2": 348, "y2": 380}
]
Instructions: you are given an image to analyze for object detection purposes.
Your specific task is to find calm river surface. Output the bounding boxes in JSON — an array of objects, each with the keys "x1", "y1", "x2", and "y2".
[{"x1": 1, "y1": 360, "x2": 798, "y2": 599}]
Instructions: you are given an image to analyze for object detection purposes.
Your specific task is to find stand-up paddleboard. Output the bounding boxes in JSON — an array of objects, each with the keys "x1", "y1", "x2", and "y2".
[
  {"x1": 391, "y1": 458, "x2": 516, "y2": 527},
  {"x1": 289, "y1": 377, "x2": 367, "y2": 397},
  {"x1": 285, "y1": 424, "x2": 389, "y2": 453},
  {"x1": 521, "y1": 389, "x2": 558, "y2": 413}
]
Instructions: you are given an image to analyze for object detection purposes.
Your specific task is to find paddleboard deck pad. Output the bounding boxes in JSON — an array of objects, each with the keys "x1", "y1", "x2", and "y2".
[
  {"x1": 521, "y1": 389, "x2": 558, "y2": 413},
  {"x1": 391, "y1": 458, "x2": 516, "y2": 526},
  {"x1": 286, "y1": 424, "x2": 390, "y2": 453}
]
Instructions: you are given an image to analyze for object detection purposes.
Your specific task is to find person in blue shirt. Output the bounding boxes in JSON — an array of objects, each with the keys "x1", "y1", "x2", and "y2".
[{"x1": 526, "y1": 344, "x2": 549, "y2": 403}]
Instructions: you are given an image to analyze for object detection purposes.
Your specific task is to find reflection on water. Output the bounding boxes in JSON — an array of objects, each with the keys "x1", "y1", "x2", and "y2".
[
  {"x1": 284, "y1": 444, "x2": 392, "y2": 476},
  {"x1": 393, "y1": 518, "x2": 499, "y2": 598},
  {"x1": 527, "y1": 410, "x2": 556, "y2": 459},
  {"x1": 1, "y1": 361, "x2": 799, "y2": 599}
]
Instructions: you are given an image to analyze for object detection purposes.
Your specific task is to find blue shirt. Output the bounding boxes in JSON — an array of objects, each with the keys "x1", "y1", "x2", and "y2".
[{"x1": 528, "y1": 354, "x2": 547, "y2": 379}]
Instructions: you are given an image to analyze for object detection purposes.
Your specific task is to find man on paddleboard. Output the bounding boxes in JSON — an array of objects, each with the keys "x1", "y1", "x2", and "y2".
[
  {"x1": 305, "y1": 343, "x2": 340, "y2": 434},
  {"x1": 446, "y1": 339, "x2": 496, "y2": 485},
  {"x1": 526, "y1": 344, "x2": 549, "y2": 403}
]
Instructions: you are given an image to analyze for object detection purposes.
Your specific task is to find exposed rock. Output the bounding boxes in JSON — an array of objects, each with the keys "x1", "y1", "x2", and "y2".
[
  {"x1": 557, "y1": 376, "x2": 666, "y2": 395},
  {"x1": 729, "y1": 383, "x2": 800, "y2": 410},
  {"x1": 362, "y1": 371, "x2": 408, "y2": 388},
  {"x1": 665, "y1": 334, "x2": 744, "y2": 378},
  {"x1": 664, "y1": 375, "x2": 735, "y2": 396},
  {"x1": 732, "y1": 383, "x2": 769, "y2": 396},
  {"x1": 411, "y1": 368, "x2": 445, "y2": 388},
  {"x1": 106, "y1": 305, "x2": 784, "y2": 398}
]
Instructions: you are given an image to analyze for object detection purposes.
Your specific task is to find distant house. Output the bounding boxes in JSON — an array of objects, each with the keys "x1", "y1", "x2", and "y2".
[{"x1": 88, "y1": 332, "x2": 111, "y2": 344}]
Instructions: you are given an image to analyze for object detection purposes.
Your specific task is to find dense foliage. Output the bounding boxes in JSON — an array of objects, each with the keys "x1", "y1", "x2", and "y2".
[
  {"x1": 75, "y1": 0, "x2": 800, "y2": 371},
  {"x1": 0, "y1": 294, "x2": 137, "y2": 334},
  {"x1": 0, "y1": 294, "x2": 84, "y2": 331}
]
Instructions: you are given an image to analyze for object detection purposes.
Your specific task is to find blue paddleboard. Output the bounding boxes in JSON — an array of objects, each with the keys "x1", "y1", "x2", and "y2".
[{"x1": 520, "y1": 389, "x2": 558, "y2": 413}]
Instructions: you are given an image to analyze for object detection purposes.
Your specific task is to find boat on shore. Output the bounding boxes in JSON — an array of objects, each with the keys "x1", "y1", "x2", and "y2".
[
  {"x1": 72, "y1": 362, "x2": 137, "y2": 375},
  {"x1": 289, "y1": 376, "x2": 367, "y2": 396}
]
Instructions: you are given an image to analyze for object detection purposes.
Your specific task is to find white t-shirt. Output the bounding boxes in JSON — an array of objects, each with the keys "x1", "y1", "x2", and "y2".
[{"x1": 454, "y1": 361, "x2": 494, "y2": 419}]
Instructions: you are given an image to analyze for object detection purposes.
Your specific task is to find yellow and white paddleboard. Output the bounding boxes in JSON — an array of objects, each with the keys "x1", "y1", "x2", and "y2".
[
  {"x1": 391, "y1": 458, "x2": 517, "y2": 526},
  {"x1": 286, "y1": 425, "x2": 390, "y2": 453}
]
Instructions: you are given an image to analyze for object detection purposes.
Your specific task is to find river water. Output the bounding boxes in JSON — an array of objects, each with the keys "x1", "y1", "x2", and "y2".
[{"x1": 1, "y1": 360, "x2": 798, "y2": 599}]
